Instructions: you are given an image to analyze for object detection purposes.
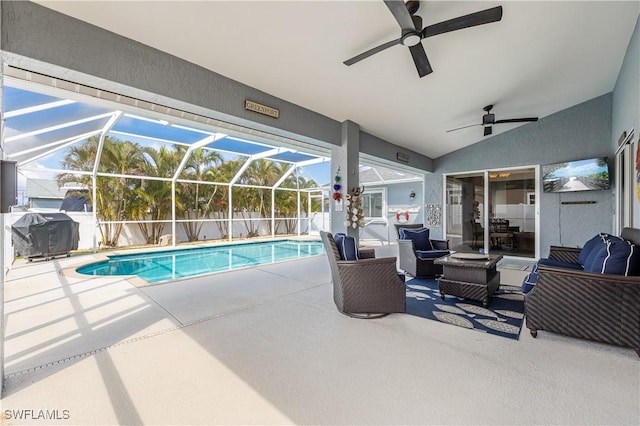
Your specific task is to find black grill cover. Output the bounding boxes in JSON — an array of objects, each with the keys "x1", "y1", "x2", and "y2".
[{"x1": 12, "y1": 213, "x2": 79, "y2": 257}]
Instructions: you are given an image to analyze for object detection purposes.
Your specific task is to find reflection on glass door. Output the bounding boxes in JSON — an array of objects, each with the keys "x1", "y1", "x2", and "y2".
[
  {"x1": 446, "y1": 167, "x2": 536, "y2": 258},
  {"x1": 446, "y1": 173, "x2": 485, "y2": 253},
  {"x1": 488, "y1": 168, "x2": 535, "y2": 257}
]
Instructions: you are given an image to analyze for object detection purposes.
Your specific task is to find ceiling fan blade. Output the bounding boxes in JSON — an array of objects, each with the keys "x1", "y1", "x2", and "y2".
[
  {"x1": 422, "y1": 6, "x2": 503, "y2": 39},
  {"x1": 384, "y1": 0, "x2": 416, "y2": 31},
  {"x1": 494, "y1": 117, "x2": 539, "y2": 124},
  {"x1": 343, "y1": 38, "x2": 402, "y2": 66},
  {"x1": 484, "y1": 126, "x2": 493, "y2": 136},
  {"x1": 446, "y1": 123, "x2": 481, "y2": 132},
  {"x1": 409, "y1": 44, "x2": 433, "y2": 77}
]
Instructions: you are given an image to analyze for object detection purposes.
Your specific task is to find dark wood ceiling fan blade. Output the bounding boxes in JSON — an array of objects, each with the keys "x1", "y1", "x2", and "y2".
[
  {"x1": 384, "y1": 0, "x2": 416, "y2": 31},
  {"x1": 422, "y1": 6, "x2": 503, "y2": 38},
  {"x1": 484, "y1": 126, "x2": 493, "y2": 136},
  {"x1": 446, "y1": 123, "x2": 481, "y2": 132},
  {"x1": 409, "y1": 44, "x2": 433, "y2": 77},
  {"x1": 343, "y1": 38, "x2": 402, "y2": 66},
  {"x1": 494, "y1": 117, "x2": 539, "y2": 124}
]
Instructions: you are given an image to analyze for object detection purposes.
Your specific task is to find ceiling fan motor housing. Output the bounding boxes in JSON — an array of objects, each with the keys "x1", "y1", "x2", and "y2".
[
  {"x1": 401, "y1": 15, "x2": 423, "y2": 46},
  {"x1": 482, "y1": 113, "x2": 495, "y2": 125}
]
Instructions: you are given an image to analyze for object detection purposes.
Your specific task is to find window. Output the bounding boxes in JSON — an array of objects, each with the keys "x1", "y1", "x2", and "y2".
[{"x1": 362, "y1": 189, "x2": 385, "y2": 219}]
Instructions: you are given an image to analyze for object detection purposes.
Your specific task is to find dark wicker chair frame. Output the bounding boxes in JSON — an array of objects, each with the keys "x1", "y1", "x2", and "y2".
[
  {"x1": 320, "y1": 231, "x2": 406, "y2": 319},
  {"x1": 525, "y1": 227, "x2": 640, "y2": 355},
  {"x1": 395, "y1": 223, "x2": 449, "y2": 278}
]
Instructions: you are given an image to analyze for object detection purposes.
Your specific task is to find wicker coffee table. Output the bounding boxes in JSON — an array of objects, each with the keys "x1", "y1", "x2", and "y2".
[{"x1": 434, "y1": 253, "x2": 503, "y2": 306}]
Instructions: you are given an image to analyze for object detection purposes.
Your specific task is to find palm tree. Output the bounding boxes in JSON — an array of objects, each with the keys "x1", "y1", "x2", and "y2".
[
  {"x1": 133, "y1": 145, "x2": 181, "y2": 244},
  {"x1": 177, "y1": 147, "x2": 223, "y2": 241},
  {"x1": 95, "y1": 139, "x2": 147, "y2": 246},
  {"x1": 56, "y1": 136, "x2": 99, "y2": 189},
  {"x1": 241, "y1": 159, "x2": 281, "y2": 236},
  {"x1": 57, "y1": 136, "x2": 147, "y2": 247},
  {"x1": 273, "y1": 172, "x2": 319, "y2": 235}
]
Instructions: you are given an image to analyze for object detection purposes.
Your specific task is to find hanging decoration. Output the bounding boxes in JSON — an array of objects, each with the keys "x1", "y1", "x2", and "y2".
[
  {"x1": 395, "y1": 210, "x2": 410, "y2": 223},
  {"x1": 333, "y1": 167, "x2": 343, "y2": 211},
  {"x1": 345, "y1": 186, "x2": 366, "y2": 229},
  {"x1": 425, "y1": 188, "x2": 442, "y2": 227},
  {"x1": 426, "y1": 203, "x2": 442, "y2": 227}
]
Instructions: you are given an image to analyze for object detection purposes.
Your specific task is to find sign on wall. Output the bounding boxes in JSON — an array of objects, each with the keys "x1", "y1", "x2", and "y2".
[{"x1": 245, "y1": 100, "x2": 279, "y2": 118}]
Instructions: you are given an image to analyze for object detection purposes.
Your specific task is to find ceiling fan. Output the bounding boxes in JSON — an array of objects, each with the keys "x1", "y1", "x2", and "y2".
[
  {"x1": 447, "y1": 105, "x2": 539, "y2": 137},
  {"x1": 343, "y1": 1, "x2": 503, "y2": 78}
]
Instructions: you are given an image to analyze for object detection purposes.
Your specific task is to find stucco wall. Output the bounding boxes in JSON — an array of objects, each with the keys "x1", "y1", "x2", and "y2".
[{"x1": 434, "y1": 94, "x2": 614, "y2": 255}]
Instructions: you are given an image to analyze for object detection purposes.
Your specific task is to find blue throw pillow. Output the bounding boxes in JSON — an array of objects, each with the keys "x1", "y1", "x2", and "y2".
[
  {"x1": 333, "y1": 233, "x2": 347, "y2": 260},
  {"x1": 521, "y1": 263, "x2": 538, "y2": 294},
  {"x1": 340, "y1": 236, "x2": 359, "y2": 260},
  {"x1": 628, "y1": 244, "x2": 640, "y2": 276},
  {"x1": 585, "y1": 238, "x2": 637, "y2": 275},
  {"x1": 334, "y1": 233, "x2": 358, "y2": 261},
  {"x1": 401, "y1": 228, "x2": 433, "y2": 251},
  {"x1": 579, "y1": 234, "x2": 606, "y2": 267},
  {"x1": 582, "y1": 239, "x2": 608, "y2": 271}
]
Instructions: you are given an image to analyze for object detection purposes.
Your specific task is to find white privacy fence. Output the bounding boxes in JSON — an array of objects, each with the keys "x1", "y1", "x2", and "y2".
[{"x1": 4, "y1": 210, "x2": 331, "y2": 264}]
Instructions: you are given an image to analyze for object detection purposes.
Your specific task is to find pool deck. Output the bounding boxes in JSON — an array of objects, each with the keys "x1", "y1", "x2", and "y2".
[{"x1": 2, "y1": 244, "x2": 638, "y2": 425}]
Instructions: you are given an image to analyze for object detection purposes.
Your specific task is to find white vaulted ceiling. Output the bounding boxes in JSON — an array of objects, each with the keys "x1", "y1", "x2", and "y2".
[{"x1": 34, "y1": 1, "x2": 639, "y2": 158}]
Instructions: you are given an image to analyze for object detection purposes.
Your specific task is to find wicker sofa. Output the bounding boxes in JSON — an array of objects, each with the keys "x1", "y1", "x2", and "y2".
[
  {"x1": 395, "y1": 223, "x2": 450, "y2": 277},
  {"x1": 320, "y1": 231, "x2": 406, "y2": 318},
  {"x1": 525, "y1": 227, "x2": 640, "y2": 355}
]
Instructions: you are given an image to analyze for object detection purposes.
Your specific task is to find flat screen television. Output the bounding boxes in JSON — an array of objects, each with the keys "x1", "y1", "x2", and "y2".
[{"x1": 542, "y1": 157, "x2": 609, "y2": 193}]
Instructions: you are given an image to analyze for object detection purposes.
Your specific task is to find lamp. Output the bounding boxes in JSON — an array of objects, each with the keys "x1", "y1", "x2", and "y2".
[{"x1": 409, "y1": 190, "x2": 416, "y2": 200}]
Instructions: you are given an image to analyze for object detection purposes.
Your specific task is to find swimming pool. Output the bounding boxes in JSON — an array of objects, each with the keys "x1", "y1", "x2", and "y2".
[{"x1": 76, "y1": 239, "x2": 325, "y2": 284}]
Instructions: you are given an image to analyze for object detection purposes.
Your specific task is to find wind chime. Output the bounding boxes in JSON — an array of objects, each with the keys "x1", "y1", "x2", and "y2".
[{"x1": 345, "y1": 185, "x2": 365, "y2": 229}]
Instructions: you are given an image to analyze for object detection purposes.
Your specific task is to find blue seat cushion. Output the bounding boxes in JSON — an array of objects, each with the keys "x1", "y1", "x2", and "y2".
[
  {"x1": 585, "y1": 238, "x2": 639, "y2": 275},
  {"x1": 400, "y1": 227, "x2": 433, "y2": 251},
  {"x1": 415, "y1": 250, "x2": 449, "y2": 259},
  {"x1": 333, "y1": 233, "x2": 358, "y2": 261},
  {"x1": 538, "y1": 257, "x2": 583, "y2": 270}
]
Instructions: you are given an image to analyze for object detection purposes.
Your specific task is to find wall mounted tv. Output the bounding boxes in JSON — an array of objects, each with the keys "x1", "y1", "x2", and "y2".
[{"x1": 542, "y1": 157, "x2": 610, "y2": 193}]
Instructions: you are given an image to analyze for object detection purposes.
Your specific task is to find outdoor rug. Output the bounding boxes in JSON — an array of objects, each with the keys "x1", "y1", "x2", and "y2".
[{"x1": 405, "y1": 278, "x2": 525, "y2": 340}]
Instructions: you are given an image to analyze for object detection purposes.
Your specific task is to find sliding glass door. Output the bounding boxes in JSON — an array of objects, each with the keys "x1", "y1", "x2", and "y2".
[
  {"x1": 446, "y1": 173, "x2": 485, "y2": 253},
  {"x1": 488, "y1": 168, "x2": 536, "y2": 257},
  {"x1": 445, "y1": 167, "x2": 536, "y2": 258}
]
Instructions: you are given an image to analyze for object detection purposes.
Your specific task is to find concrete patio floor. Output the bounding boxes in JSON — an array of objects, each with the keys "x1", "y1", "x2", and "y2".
[{"x1": 1, "y1": 245, "x2": 638, "y2": 425}]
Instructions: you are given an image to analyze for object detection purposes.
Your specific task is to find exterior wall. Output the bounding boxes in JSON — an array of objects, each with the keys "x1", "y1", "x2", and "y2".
[
  {"x1": 434, "y1": 94, "x2": 614, "y2": 255},
  {"x1": 359, "y1": 181, "x2": 426, "y2": 245},
  {"x1": 612, "y1": 14, "x2": 640, "y2": 227}
]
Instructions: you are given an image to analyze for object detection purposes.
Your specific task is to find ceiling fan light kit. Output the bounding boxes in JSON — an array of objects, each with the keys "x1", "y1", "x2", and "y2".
[
  {"x1": 401, "y1": 32, "x2": 421, "y2": 46},
  {"x1": 343, "y1": 1, "x2": 503, "y2": 78}
]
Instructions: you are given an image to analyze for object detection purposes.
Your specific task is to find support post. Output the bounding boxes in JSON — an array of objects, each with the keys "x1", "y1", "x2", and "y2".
[{"x1": 330, "y1": 120, "x2": 360, "y2": 242}]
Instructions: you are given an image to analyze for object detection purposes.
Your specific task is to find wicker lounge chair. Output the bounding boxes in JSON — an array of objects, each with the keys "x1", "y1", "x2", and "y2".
[
  {"x1": 320, "y1": 231, "x2": 406, "y2": 319},
  {"x1": 395, "y1": 223, "x2": 450, "y2": 278},
  {"x1": 525, "y1": 227, "x2": 640, "y2": 355}
]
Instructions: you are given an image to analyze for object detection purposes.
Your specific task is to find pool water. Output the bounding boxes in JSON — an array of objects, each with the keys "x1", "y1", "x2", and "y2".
[{"x1": 76, "y1": 240, "x2": 324, "y2": 283}]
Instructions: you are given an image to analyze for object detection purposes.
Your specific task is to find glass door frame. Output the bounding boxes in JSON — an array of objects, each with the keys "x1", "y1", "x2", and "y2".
[
  {"x1": 615, "y1": 129, "x2": 635, "y2": 234},
  {"x1": 442, "y1": 164, "x2": 541, "y2": 259}
]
